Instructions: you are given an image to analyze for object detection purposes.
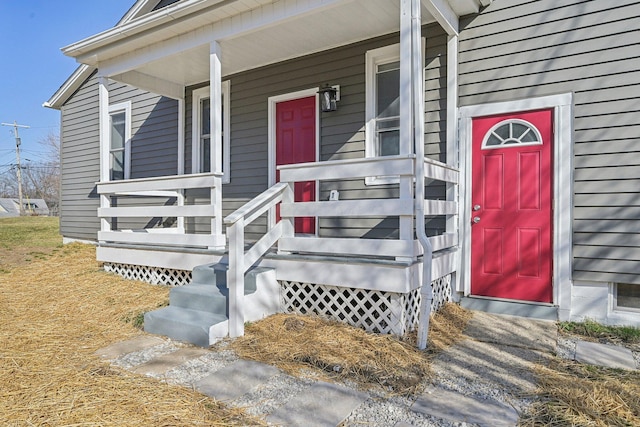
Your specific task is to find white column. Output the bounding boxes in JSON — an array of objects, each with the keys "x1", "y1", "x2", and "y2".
[
  {"x1": 98, "y1": 76, "x2": 111, "y2": 234},
  {"x1": 446, "y1": 34, "x2": 461, "y2": 293},
  {"x1": 398, "y1": 0, "x2": 416, "y2": 258},
  {"x1": 210, "y1": 42, "x2": 223, "y2": 175},
  {"x1": 209, "y1": 41, "x2": 224, "y2": 246}
]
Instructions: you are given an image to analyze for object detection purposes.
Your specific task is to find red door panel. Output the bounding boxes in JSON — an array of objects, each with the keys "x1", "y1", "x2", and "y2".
[
  {"x1": 276, "y1": 96, "x2": 316, "y2": 234},
  {"x1": 471, "y1": 109, "x2": 553, "y2": 303}
]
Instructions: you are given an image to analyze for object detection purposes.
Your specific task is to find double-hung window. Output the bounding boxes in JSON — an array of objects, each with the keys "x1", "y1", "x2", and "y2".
[
  {"x1": 366, "y1": 44, "x2": 401, "y2": 162},
  {"x1": 108, "y1": 102, "x2": 131, "y2": 181},
  {"x1": 192, "y1": 81, "x2": 230, "y2": 183},
  {"x1": 365, "y1": 43, "x2": 423, "y2": 184}
]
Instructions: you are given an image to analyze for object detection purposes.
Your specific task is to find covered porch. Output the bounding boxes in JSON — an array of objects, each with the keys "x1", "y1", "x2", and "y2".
[{"x1": 62, "y1": 0, "x2": 482, "y2": 342}]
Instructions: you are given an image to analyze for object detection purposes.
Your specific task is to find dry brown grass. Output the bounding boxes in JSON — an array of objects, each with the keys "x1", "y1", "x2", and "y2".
[
  {"x1": 229, "y1": 303, "x2": 472, "y2": 395},
  {"x1": 0, "y1": 243, "x2": 263, "y2": 426},
  {"x1": 520, "y1": 359, "x2": 640, "y2": 427},
  {"x1": 422, "y1": 302, "x2": 473, "y2": 354}
]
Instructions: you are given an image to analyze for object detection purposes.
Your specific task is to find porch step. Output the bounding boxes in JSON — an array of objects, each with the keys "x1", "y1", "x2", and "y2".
[
  {"x1": 170, "y1": 284, "x2": 228, "y2": 314},
  {"x1": 144, "y1": 263, "x2": 280, "y2": 347},
  {"x1": 460, "y1": 296, "x2": 558, "y2": 321},
  {"x1": 191, "y1": 262, "x2": 269, "y2": 294},
  {"x1": 144, "y1": 306, "x2": 228, "y2": 348}
]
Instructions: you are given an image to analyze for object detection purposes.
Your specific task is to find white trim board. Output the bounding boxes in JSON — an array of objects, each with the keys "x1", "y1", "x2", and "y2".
[
  {"x1": 458, "y1": 93, "x2": 574, "y2": 321},
  {"x1": 267, "y1": 87, "x2": 320, "y2": 234}
]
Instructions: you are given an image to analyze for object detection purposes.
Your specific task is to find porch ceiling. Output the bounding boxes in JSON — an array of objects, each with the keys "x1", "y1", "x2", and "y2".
[{"x1": 64, "y1": 0, "x2": 482, "y2": 92}]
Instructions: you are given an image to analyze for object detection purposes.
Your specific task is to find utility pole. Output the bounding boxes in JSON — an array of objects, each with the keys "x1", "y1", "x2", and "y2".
[{"x1": 2, "y1": 121, "x2": 30, "y2": 215}]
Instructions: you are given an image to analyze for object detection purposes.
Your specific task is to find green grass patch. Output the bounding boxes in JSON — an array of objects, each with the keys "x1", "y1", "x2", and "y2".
[
  {"x1": 0, "y1": 216, "x2": 61, "y2": 249},
  {"x1": 559, "y1": 319, "x2": 640, "y2": 344}
]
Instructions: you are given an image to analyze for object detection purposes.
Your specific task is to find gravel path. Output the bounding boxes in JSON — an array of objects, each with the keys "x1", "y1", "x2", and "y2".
[{"x1": 100, "y1": 313, "x2": 638, "y2": 426}]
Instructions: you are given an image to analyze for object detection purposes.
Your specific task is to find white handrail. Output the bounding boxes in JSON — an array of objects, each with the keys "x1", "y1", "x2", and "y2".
[{"x1": 224, "y1": 182, "x2": 292, "y2": 337}]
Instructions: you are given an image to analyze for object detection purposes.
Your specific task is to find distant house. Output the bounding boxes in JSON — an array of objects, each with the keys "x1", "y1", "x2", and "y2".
[
  {"x1": 45, "y1": 0, "x2": 640, "y2": 347},
  {"x1": 0, "y1": 198, "x2": 50, "y2": 218}
]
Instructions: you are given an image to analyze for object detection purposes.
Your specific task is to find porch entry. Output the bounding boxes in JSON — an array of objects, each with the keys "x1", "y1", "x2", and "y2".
[
  {"x1": 470, "y1": 109, "x2": 553, "y2": 303},
  {"x1": 275, "y1": 95, "x2": 317, "y2": 234}
]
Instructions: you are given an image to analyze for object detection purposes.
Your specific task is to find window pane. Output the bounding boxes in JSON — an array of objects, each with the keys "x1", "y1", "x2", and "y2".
[
  {"x1": 376, "y1": 67, "x2": 400, "y2": 119},
  {"x1": 494, "y1": 123, "x2": 510, "y2": 141},
  {"x1": 110, "y1": 150, "x2": 124, "y2": 181},
  {"x1": 201, "y1": 137, "x2": 210, "y2": 173},
  {"x1": 110, "y1": 112, "x2": 126, "y2": 150},
  {"x1": 618, "y1": 283, "x2": 640, "y2": 310},
  {"x1": 378, "y1": 130, "x2": 399, "y2": 156},
  {"x1": 201, "y1": 98, "x2": 210, "y2": 136}
]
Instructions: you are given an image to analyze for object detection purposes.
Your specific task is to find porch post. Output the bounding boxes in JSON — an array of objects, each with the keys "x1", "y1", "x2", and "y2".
[
  {"x1": 446, "y1": 34, "x2": 460, "y2": 293},
  {"x1": 98, "y1": 76, "x2": 111, "y2": 234},
  {"x1": 399, "y1": 0, "x2": 416, "y2": 260},
  {"x1": 209, "y1": 41, "x2": 224, "y2": 247}
]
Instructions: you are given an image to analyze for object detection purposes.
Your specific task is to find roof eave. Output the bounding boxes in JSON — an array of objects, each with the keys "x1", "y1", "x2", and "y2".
[
  {"x1": 43, "y1": 64, "x2": 95, "y2": 110},
  {"x1": 61, "y1": 0, "x2": 217, "y2": 60}
]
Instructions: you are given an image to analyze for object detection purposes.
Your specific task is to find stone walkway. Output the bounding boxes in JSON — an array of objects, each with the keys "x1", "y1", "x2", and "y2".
[{"x1": 96, "y1": 312, "x2": 638, "y2": 426}]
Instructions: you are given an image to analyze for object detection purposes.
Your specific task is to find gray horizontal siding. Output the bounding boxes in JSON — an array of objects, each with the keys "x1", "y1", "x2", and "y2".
[
  {"x1": 60, "y1": 73, "x2": 180, "y2": 241},
  {"x1": 60, "y1": 73, "x2": 100, "y2": 241},
  {"x1": 458, "y1": 0, "x2": 640, "y2": 284}
]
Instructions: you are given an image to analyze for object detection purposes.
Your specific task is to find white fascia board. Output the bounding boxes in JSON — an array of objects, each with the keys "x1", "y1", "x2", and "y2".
[
  {"x1": 423, "y1": 0, "x2": 459, "y2": 35},
  {"x1": 43, "y1": 64, "x2": 95, "y2": 109},
  {"x1": 62, "y1": 0, "x2": 216, "y2": 59},
  {"x1": 119, "y1": 0, "x2": 158, "y2": 25}
]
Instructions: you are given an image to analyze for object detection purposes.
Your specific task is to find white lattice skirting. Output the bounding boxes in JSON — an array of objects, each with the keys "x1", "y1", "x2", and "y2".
[
  {"x1": 104, "y1": 263, "x2": 192, "y2": 286},
  {"x1": 281, "y1": 274, "x2": 452, "y2": 336}
]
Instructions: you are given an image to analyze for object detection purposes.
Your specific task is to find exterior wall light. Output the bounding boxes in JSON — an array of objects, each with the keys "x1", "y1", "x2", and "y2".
[{"x1": 319, "y1": 85, "x2": 340, "y2": 112}]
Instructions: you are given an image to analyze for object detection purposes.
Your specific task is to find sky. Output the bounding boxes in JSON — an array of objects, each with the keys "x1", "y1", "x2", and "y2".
[{"x1": 0, "y1": 0, "x2": 135, "y2": 174}]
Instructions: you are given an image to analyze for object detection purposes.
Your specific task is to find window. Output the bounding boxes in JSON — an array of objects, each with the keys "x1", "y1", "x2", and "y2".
[
  {"x1": 109, "y1": 102, "x2": 131, "y2": 180},
  {"x1": 365, "y1": 43, "x2": 423, "y2": 184},
  {"x1": 482, "y1": 119, "x2": 543, "y2": 149},
  {"x1": 615, "y1": 283, "x2": 640, "y2": 313},
  {"x1": 366, "y1": 44, "x2": 400, "y2": 160},
  {"x1": 192, "y1": 81, "x2": 230, "y2": 183}
]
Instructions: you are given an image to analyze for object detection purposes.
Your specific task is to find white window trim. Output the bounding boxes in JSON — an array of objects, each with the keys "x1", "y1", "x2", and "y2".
[
  {"x1": 612, "y1": 283, "x2": 640, "y2": 314},
  {"x1": 108, "y1": 101, "x2": 132, "y2": 180},
  {"x1": 365, "y1": 42, "x2": 424, "y2": 185},
  {"x1": 191, "y1": 81, "x2": 230, "y2": 183},
  {"x1": 458, "y1": 92, "x2": 574, "y2": 321}
]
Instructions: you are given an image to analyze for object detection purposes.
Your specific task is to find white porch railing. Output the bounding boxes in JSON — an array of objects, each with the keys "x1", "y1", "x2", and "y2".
[
  {"x1": 224, "y1": 155, "x2": 459, "y2": 337},
  {"x1": 224, "y1": 181, "x2": 292, "y2": 337},
  {"x1": 96, "y1": 172, "x2": 225, "y2": 250}
]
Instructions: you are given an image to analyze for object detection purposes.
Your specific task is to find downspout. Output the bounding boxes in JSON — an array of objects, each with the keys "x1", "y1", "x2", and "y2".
[{"x1": 413, "y1": 0, "x2": 433, "y2": 350}]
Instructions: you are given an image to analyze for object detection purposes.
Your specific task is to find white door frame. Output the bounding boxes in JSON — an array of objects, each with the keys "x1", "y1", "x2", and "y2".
[
  {"x1": 267, "y1": 87, "x2": 320, "y2": 234},
  {"x1": 458, "y1": 93, "x2": 574, "y2": 320}
]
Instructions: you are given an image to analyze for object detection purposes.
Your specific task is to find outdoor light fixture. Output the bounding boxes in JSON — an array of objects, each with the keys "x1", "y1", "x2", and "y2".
[{"x1": 319, "y1": 85, "x2": 339, "y2": 112}]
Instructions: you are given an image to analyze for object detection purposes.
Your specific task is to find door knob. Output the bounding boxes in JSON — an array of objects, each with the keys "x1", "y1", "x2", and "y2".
[
  {"x1": 473, "y1": 216, "x2": 481, "y2": 224},
  {"x1": 473, "y1": 204, "x2": 481, "y2": 211}
]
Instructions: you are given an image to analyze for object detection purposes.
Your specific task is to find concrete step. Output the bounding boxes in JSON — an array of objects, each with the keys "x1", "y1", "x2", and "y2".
[
  {"x1": 460, "y1": 296, "x2": 558, "y2": 321},
  {"x1": 144, "y1": 306, "x2": 227, "y2": 348},
  {"x1": 170, "y1": 284, "x2": 228, "y2": 314},
  {"x1": 191, "y1": 263, "x2": 227, "y2": 286},
  {"x1": 191, "y1": 262, "x2": 267, "y2": 295}
]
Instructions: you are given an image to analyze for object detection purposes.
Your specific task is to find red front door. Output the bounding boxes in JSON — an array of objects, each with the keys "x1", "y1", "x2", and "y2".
[
  {"x1": 471, "y1": 109, "x2": 553, "y2": 303},
  {"x1": 276, "y1": 96, "x2": 316, "y2": 234}
]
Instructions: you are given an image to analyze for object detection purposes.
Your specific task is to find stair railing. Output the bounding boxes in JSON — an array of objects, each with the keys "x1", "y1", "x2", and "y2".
[{"x1": 224, "y1": 182, "x2": 293, "y2": 337}]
